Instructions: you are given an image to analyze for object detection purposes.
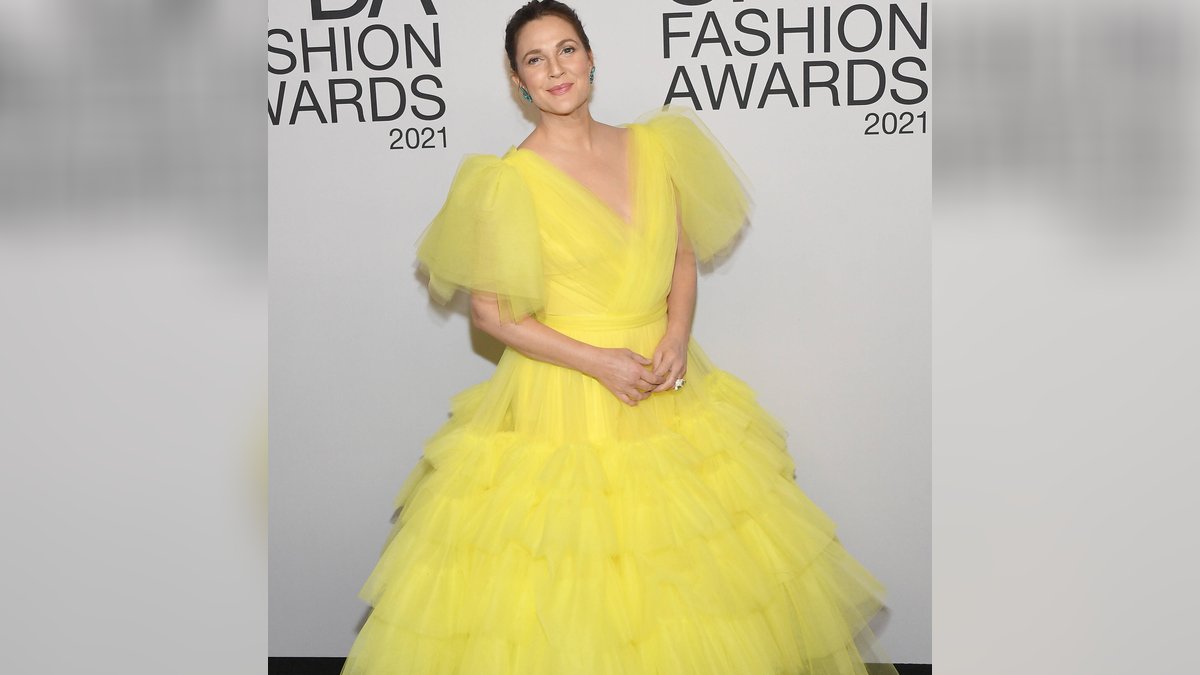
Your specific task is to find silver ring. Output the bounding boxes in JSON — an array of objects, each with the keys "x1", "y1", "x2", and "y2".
[{"x1": 674, "y1": 377, "x2": 686, "y2": 390}]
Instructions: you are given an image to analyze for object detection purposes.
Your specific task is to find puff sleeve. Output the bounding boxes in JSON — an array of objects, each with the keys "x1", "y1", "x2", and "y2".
[
  {"x1": 415, "y1": 154, "x2": 544, "y2": 323},
  {"x1": 636, "y1": 105, "x2": 754, "y2": 262}
]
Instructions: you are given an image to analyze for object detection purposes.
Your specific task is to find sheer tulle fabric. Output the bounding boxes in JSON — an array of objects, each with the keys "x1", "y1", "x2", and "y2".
[
  {"x1": 413, "y1": 105, "x2": 752, "y2": 322},
  {"x1": 415, "y1": 155, "x2": 544, "y2": 323},
  {"x1": 346, "y1": 105, "x2": 898, "y2": 675},
  {"x1": 634, "y1": 105, "x2": 754, "y2": 263}
]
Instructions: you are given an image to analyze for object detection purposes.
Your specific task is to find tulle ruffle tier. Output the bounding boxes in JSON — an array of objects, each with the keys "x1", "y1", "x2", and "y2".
[{"x1": 341, "y1": 359, "x2": 896, "y2": 675}]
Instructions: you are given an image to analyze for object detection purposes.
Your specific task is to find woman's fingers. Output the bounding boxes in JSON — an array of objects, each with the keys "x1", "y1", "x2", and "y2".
[
  {"x1": 624, "y1": 352, "x2": 662, "y2": 386},
  {"x1": 644, "y1": 368, "x2": 670, "y2": 391},
  {"x1": 662, "y1": 357, "x2": 689, "y2": 392},
  {"x1": 639, "y1": 369, "x2": 665, "y2": 387},
  {"x1": 652, "y1": 353, "x2": 672, "y2": 379},
  {"x1": 638, "y1": 360, "x2": 667, "y2": 391},
  {"x1": 610, "y1": 349, "x2": 688, "y2": 404},
  {"x1": 651, "y1": 365, "x2": 679, "y2": 392},
  {"x1": 629, "y1": 350, "x2": 652, "y2": 366}
]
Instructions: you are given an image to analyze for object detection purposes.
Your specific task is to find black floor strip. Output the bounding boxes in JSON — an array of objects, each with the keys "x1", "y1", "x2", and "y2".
[{"x1": 268, "y1": 657, "x2": 931, "y2": 674}]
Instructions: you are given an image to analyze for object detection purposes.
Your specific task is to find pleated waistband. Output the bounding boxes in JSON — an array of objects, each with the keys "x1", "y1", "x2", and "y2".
[{"x1": 540, "y1": 305, "x2": 667, "y2": 331}]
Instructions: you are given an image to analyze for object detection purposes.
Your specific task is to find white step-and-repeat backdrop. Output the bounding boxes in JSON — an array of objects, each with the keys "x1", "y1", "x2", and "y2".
[{"x1": 269, "y1": 0, "x2": 930, "y2": 662}]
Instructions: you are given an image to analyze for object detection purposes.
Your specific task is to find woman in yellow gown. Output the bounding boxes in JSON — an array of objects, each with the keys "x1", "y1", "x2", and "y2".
[{"x1": 341, "y1": 2, "x2": 899, "y2": 674}]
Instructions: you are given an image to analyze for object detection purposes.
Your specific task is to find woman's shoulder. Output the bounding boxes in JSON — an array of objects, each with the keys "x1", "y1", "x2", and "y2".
[
  {"x1": 437, "y1": 150, "x2": 533, "y2": 211},
  {"x1": 444, "y1": 149, "x2": 528, "y2": 182},
  {"x1": 627, "y1": 105, "x2": 753, "y2": 262},
  {"x1": 628, "y1": 104, "x2": 719, "y2": 149},
  {"x1": 626, "y1": 104, "x2": 746, "y2": 184},
  {"x1": 449, "y1": 150, "x2": 513, "y2": 171},
  {"x1": 628, "y1": 103, "x2": 704, "y2": 125}
]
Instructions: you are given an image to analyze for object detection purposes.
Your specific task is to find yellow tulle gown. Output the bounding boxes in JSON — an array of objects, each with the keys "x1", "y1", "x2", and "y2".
[{"x1": 341, "y1": 105, "x2": 899, "y2": 675}]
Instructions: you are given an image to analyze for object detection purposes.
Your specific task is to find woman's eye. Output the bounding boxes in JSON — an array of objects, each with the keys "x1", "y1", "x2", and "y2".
[{"x1": 527, "y1": 46, "x2": 573, "y2": 64}]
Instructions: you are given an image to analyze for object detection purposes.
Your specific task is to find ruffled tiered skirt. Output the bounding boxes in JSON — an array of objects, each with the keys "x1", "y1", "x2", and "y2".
[{"x1": 341, "y1": 314, "x2": 897, "y2": 675}]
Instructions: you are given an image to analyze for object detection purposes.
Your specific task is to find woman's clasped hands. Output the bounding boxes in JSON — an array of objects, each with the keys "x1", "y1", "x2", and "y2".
[{"x1": 587, "y1": 333, "x2": 689, "y2": 407}]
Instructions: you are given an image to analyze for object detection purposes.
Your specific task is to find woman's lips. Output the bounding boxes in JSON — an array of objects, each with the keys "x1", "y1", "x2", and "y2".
[{"x1": 547, "y1": 83, "x2": 573, "y2": 95}]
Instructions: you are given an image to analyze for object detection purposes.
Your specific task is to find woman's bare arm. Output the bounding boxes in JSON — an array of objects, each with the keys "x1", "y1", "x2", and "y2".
[
  {"x1": 648, "y1": 203, "x2": 697, "y2": 391},
  {"x1": 664, "y1": 210, "x2": 698, "y2": 343},
  {"x1": 469, "y1": 293, "x2": 666, "y2": 406},
  {"x1": 469, "y1": 294, "x2": 597, "y2": 372}
]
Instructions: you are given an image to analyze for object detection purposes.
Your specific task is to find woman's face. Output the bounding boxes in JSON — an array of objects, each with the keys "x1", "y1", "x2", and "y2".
[{"x1": 510, "y1": 14, "x2": 593, "y2": 114}]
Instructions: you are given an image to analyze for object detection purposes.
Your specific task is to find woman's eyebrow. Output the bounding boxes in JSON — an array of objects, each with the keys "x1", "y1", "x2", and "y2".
[{"x1": 522, "y1": 38, "x2": 577, "y2": 59}]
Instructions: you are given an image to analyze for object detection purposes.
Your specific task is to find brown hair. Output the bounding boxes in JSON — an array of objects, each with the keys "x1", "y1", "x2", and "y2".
[{"x1": 504, "y1": 0, "x2": 592, "y2": 73}]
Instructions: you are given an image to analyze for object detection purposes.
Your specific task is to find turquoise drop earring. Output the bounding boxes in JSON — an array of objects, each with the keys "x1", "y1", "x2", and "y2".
[
  {"x1": 520, "y1": 85, "x2": 532, "y2": 103},
  {"x1": 589, "y1": 65, "x2": 595, "y2": 84}
]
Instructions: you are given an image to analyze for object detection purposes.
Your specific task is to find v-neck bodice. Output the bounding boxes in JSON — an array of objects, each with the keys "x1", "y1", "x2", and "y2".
[
  {"x1": 497, "y1": 120, "x2": 678, "y2": 318},
  {"x1": 504, "y1": 123, "x2": 640, "y2": 229},
  {"x1": 415, "y1": 105, "x2": 752, "y2": 323}
]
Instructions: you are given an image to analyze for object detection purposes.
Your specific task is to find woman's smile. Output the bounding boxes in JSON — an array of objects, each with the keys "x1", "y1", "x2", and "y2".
[{"x1": 547, "y1": 82, "x2": 573, "y2": 95}]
